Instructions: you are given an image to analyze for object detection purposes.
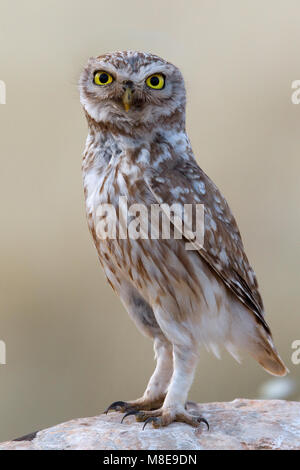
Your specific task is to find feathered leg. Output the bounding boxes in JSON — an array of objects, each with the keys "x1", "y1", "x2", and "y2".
[
  {"x1": 105, "y1": 337, "x2": 173, "y2": 415},
  {"x1": 136, "y1": 345, "x2": 208, "y2": 429}
]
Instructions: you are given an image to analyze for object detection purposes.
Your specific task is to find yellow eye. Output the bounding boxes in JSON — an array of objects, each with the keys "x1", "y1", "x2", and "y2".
[
  {"x1": 94, "y1": 71, "x2": 113, "y2": 86},
  {"x1": 146, "y1": 73, "x2": 165, "y2": 89}
]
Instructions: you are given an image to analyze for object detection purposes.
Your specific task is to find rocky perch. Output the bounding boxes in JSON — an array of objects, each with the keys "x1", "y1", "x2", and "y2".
[{"x1": 0, "y1": 399, "x2": 299, "y2": 450}]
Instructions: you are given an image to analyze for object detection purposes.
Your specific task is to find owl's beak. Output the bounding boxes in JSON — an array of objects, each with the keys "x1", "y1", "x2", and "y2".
[{"x1": 122, "y1": 87, "x2": 133, "y2": 112}]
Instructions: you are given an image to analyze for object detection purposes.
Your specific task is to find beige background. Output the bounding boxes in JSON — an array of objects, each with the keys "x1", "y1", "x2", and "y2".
[{"x1": 0, "y1": 0, "x2": 299, "y2": 442}]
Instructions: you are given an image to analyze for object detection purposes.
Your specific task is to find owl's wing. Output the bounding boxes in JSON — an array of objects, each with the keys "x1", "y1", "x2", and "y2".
[{"x1": 145, "y1": 158, "x2": 270, "y2": 334}]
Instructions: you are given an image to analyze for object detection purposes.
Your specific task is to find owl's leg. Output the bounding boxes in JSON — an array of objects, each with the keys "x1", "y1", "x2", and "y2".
[
  {"x1": 105, "y1": 337, "x2": 173, "y2": 415},
  {"x1": 104, "y1": 285, "x2": 174, "y2": 415},
  {"x1": 103, "y1": 282, "x2": 174, "y2": 415},
  {"x1": 140, "y1": 336, "x2": 173, "y2": 406},
  {"x1": 125, "y1": 345, "x2": 208, "y2": 429}
]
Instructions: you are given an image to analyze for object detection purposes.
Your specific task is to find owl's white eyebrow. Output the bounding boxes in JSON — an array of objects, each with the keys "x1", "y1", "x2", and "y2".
[
  {"x1": 145, "y1": 72, "x2": 166, "y2": 78},
  {"x1": 93, "y1": 68, "x2": 116, "y2": 77}
]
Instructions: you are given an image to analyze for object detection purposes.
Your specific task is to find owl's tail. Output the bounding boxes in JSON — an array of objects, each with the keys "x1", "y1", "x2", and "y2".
[{"x1": 247, "y1": 325, "x2": 288, "y2": 376}]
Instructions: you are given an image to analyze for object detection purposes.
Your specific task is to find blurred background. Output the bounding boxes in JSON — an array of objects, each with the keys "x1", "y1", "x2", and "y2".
[{"x1": 0, "y1": 0, "x2": 299, "y2": 442}]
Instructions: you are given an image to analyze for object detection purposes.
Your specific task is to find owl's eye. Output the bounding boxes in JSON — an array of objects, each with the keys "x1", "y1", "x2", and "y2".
[
  {"x1": 94, "y1": 71, "x2": 114, "y2": 86},
  {"x1": 146, "y1": 74, "x2": 165, "y2": 90}
]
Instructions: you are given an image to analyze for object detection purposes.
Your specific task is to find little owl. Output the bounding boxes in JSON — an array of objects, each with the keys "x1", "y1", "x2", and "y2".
[{"x1": 79, "y1": 51, "x2": 287, "y2": 429}]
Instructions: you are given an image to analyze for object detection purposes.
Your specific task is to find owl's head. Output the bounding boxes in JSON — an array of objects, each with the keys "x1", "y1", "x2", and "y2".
[{"x1": 79, "y1": 51, "x2": 186, "y2": 135}]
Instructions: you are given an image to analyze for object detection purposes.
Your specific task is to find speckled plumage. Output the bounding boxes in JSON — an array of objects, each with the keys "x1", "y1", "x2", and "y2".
[{"x1": 79, "y1": 51, "x2": 287, "y2": 428}]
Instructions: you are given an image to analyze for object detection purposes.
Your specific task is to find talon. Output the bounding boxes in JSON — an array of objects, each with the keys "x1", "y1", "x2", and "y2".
[
  {"x1": 197, "y1": 417, "x2": 209, "y2": 430},
  {"x1": 121, "y1": 410, "x2": 139, "y2": 423},
  {"x1": 104, "y1": 400, "x2": 127, "y2": 414},
  {"x1": 142, "y1": 416, "x2": 161, "y2": 430}
]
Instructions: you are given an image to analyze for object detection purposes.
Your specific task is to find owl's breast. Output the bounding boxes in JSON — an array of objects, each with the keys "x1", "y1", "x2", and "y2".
[
  {"x1": 83, "y1": 150, "x2": 152, "y2": 243},
  {"x1": 83, "y1": 137, "x2": 180, "y2": 299}
]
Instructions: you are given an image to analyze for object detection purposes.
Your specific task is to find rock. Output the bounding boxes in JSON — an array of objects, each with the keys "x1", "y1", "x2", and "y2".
[{"x1": 0, "y1": 399, "x2": 299, "y2": 450}]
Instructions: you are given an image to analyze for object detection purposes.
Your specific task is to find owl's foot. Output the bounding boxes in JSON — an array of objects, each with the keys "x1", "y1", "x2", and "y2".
[
  {"x1": 122, "y1": 407, "x2": 209, "y2": 430},
  {"x1": 104, "y1": 396, "x2": 165, "y2": 415}
]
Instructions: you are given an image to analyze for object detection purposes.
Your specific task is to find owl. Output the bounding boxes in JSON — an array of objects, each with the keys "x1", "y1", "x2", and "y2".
[{"x1": 79, "y1": 51, "x2": 287, "y2": 429}]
